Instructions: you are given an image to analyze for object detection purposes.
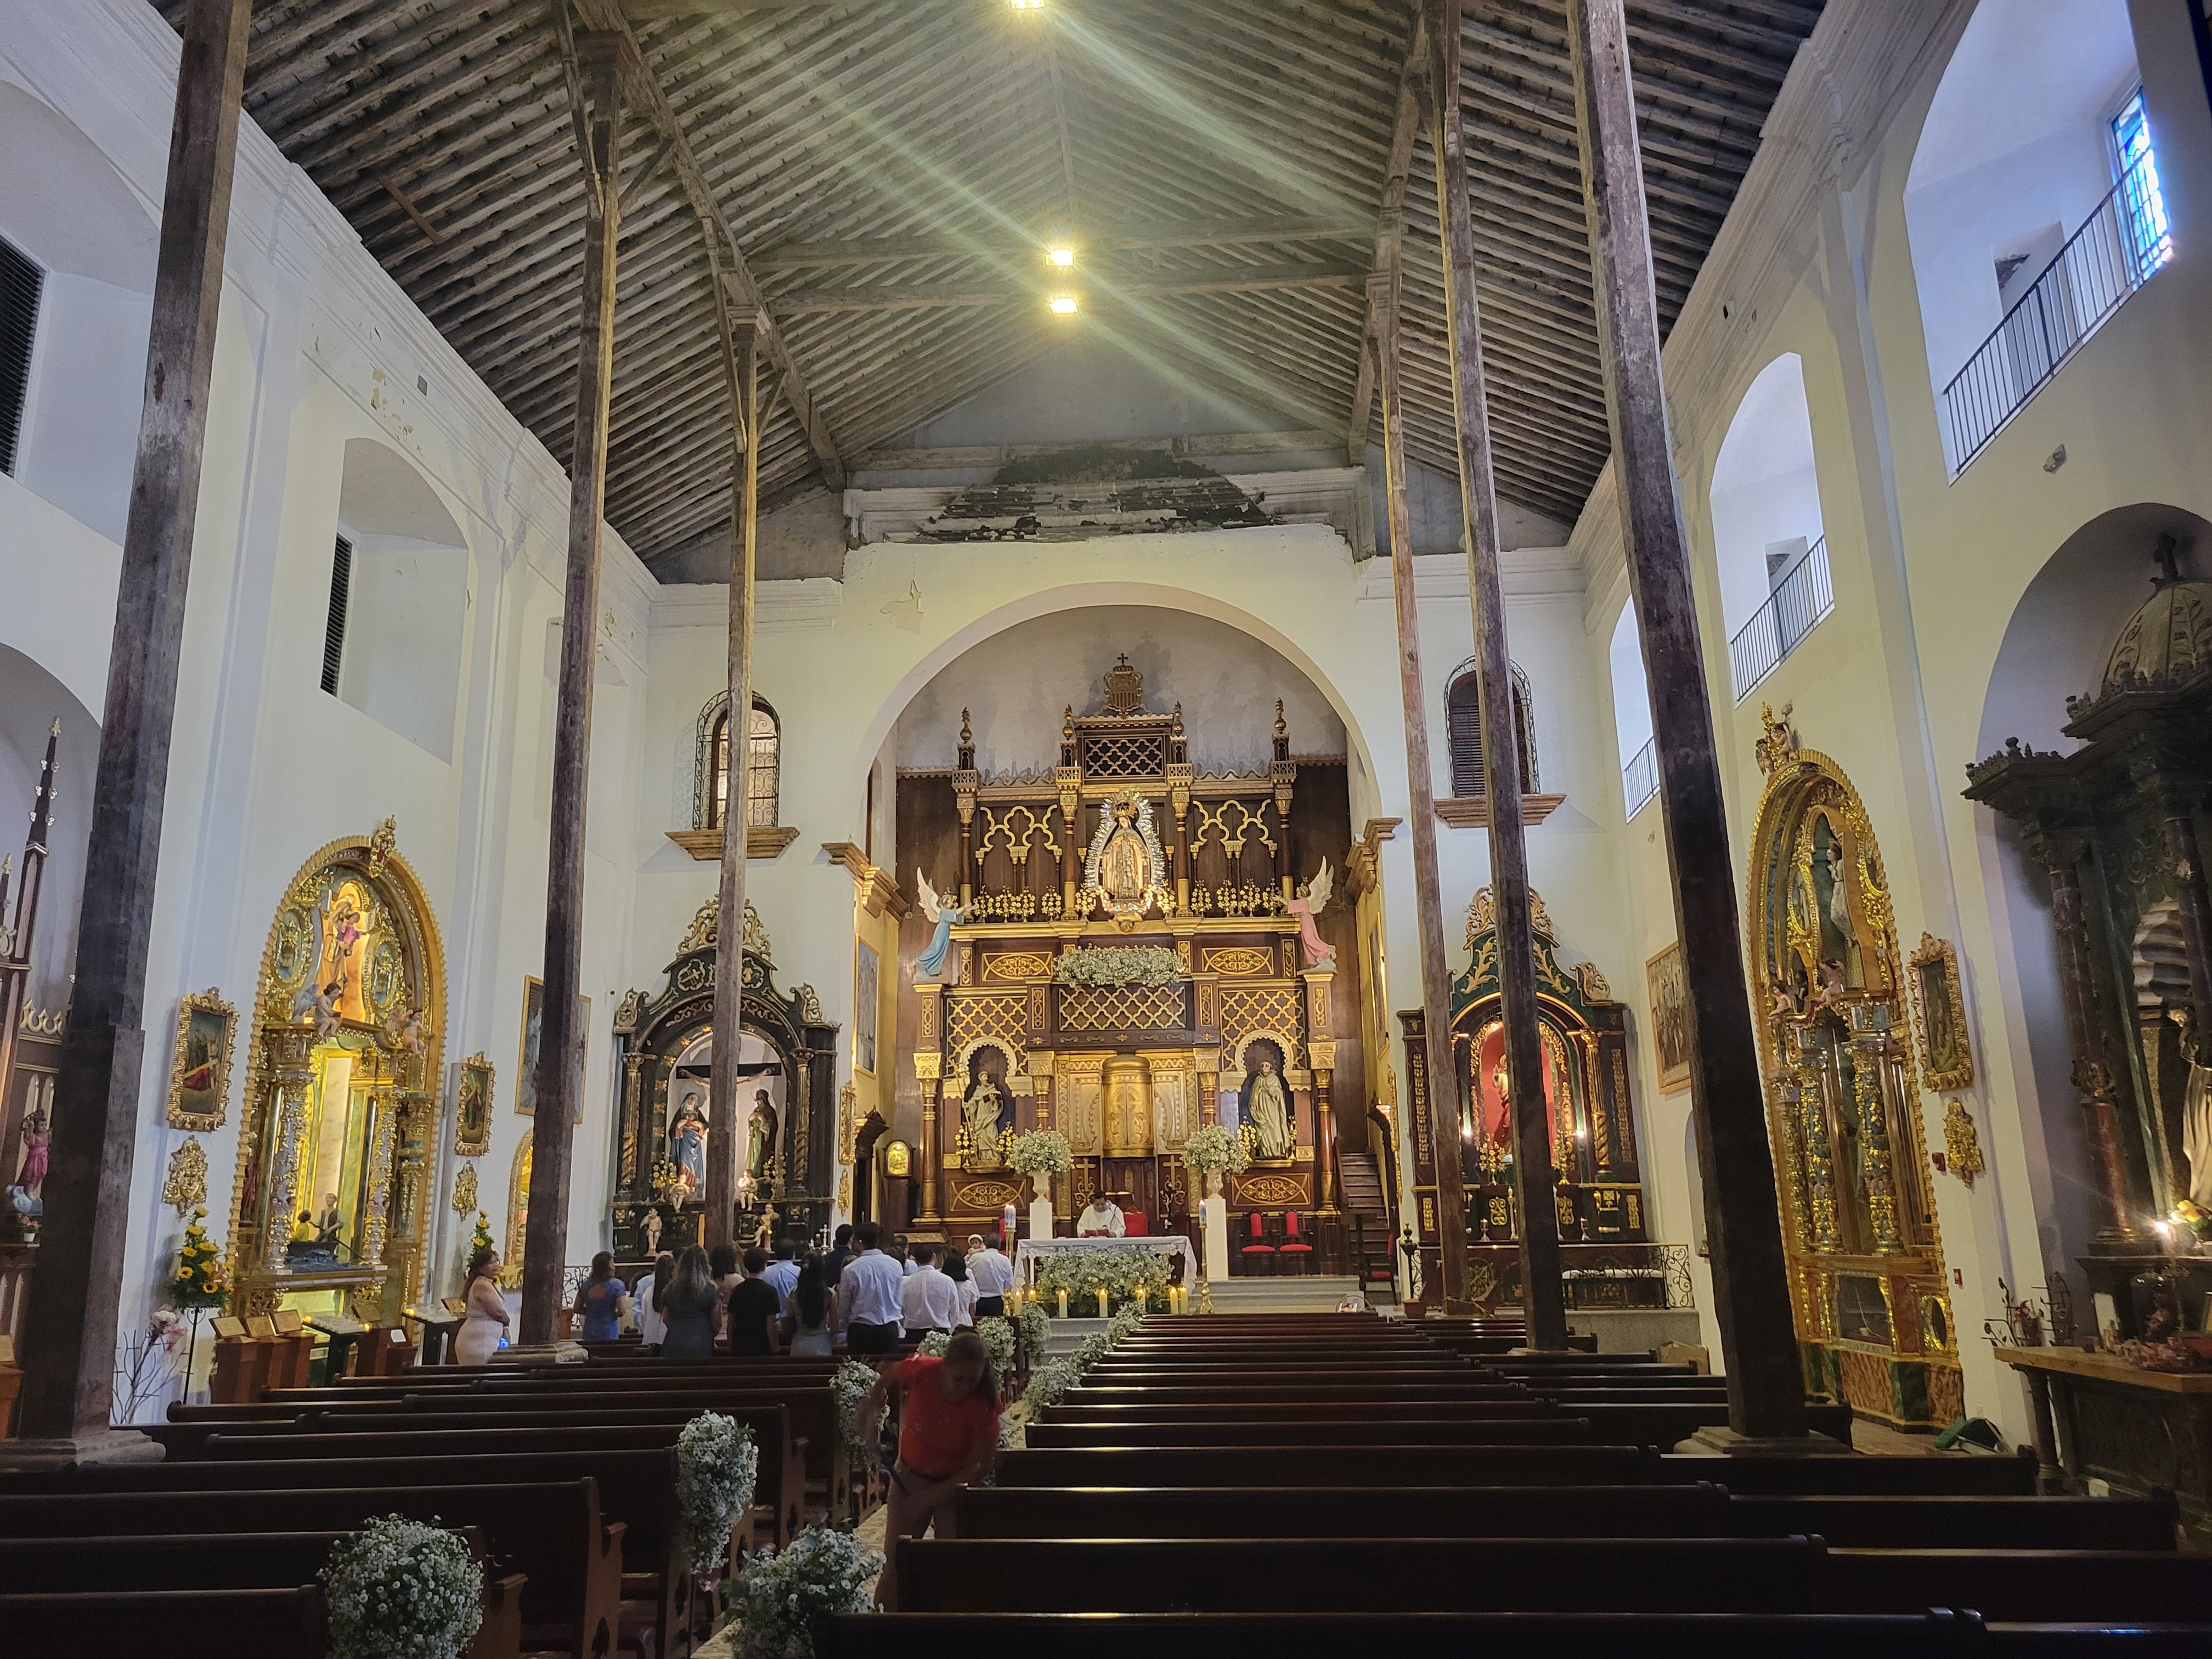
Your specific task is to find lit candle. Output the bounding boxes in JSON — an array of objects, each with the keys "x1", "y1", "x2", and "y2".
[
  {"x1": 1134, "y1": 1284, "x2": 1147, "y2": 1311},
  {"x1": 1096, "y1": 1286, "x2": 1109, "y2": 1318},
  {"x1": 1057, "y1": 1288, "x2": 1069, "y2": 1318}
]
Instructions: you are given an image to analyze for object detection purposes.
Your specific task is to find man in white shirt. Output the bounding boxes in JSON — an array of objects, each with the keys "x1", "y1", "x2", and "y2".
[
  {"x1": 900, "y1": 1243, "x2": 960, "y2": 1340},
  {"x1": 966, "y1": 1232, "x2": 1014, "y2": 1318},
  {"x1": 893, "y1": 1234, "x2": 918, "y2": 1276},
  {"x1": 832, "y1": 1221, "x2": 906, "y2": 1355},
  {"x1": 1077, "y1": 1193, "x2": 1126, "y2": 1237},
  {"x1": 761, "y1": 1237, "x2": 800, "y2": 1315}
]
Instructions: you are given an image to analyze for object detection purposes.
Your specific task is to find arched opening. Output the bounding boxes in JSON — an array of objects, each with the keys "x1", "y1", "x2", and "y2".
[
  {"x1": 327, "y1": 438, "x2": 470, "y2": 761},
  {"x1": 1709, "y1": 353, "x2": 1829, "y2": 698},
  {"x1": 0, "y1": 83, "x2": 157, "y2": 541},
  {"x1": 698, "y1": 692, "x2": 780, "y2": 832},
  {"x1": 1442, "y1": 659, "x2": 1537, "y2": 798},
  {"x1": 1904, "y1": 1, "x2": 2159, "y2": 469},
  {"x1": 1608, "y1": 602, "x2": 1656, "y2": 815},
  {"x1": 1971, "y1": 503, "x2": 2212, "y2": 1273}
]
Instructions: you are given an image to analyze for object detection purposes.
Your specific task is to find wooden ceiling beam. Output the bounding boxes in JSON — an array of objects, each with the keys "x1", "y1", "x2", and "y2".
[
  {"x1": 768, "y1": 259, "x2": 1365, "y2": 315},
  {"x1": 1345, "y1": 0, "x2": 1428, "y2": 463},
  {"x1": 572, "y1": 0, "x2": 846, "y2": 491},
  {"x1": 750, "y1": 213, "x2": 1373, "y2": 270}
]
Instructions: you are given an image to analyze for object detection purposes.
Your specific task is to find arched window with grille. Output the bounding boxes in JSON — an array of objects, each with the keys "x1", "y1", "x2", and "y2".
[
  {"x1": 697, "y1": 692, "x2": 780, "y2": 832},
  {"x1": 1444, "y1": 660, "x2": 1536, "y2": 799}
]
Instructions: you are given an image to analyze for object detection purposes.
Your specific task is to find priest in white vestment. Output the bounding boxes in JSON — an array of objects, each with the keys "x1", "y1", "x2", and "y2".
[{"x1": 1077, "y1": 1194, "x2": 1126, "y2": 1237}]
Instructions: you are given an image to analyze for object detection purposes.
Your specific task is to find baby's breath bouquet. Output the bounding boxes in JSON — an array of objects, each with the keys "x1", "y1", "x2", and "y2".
[
  {"x1": 1180, "y1": 1122, "x2": 1249, "y2": 1180},
  {"x1": 1021, "y1": 1357, "x2": 1082, "y2": 1412},
  {"x1": 322, "y1": 1515, "x2": 483, "y2": 1659},
  {"x1": 916, "y1": 1329, "x2": 951, "y2": 1357},
  {"x1": 1011, "y1": 1299, "x2": 1049, "y2": 1364},
  {"x1": 1003, "y1": 1128, "x2": 1073, "y2": 1177},
  {"x1": 1032, "y1": 1244, "x2": 1164, "y2": 1312},
  {"x1": 833, "y1": 1359, "x2": 887, "y2": 1462},
  {"x1": 726, "y1": 1525, "x2": 882, "y2": 1659},
  {"x1": 975, "y1": 1314, "x2": 1018, "y2": 1374},
  {"x1": 1108, "y1": 1304, "x2": 1148, "y2": 1345},
  {"x1": 676, "y1": 1411, "x2": 759, "y2": 1574},
  {"x1": 1053, "y1": 944, "x2": 1181, "y2": 988}
]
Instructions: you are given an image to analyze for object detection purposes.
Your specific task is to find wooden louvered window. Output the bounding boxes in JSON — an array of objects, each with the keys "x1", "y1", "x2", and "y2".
[
  {"x1": 0, "y1": 233, "x2": 41, "y2": 478},
  {"x1": 320, "y1": 535, "x2": 353, "y2": 695},
  {"x1": 1446, "y1": 661, "x2": 1536, "y2": 798}
]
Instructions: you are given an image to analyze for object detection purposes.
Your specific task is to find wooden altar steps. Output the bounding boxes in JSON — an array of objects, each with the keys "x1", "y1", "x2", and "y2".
[
  {"x1": 0, "y1": 1351, "x2": 876, "y2": 1658},
  {"x1": 815, "y1": 1312, "x2": 2212, "y2": 1655}
]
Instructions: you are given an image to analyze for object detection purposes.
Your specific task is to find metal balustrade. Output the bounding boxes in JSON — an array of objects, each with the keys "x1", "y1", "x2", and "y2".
[
  {"x1": 1942, "y1": 145, "x2": 2172, "y2": 472},
  {"x1": 1622, "y1": 737, "x2": 1658, "y2": 818},
  {"x1": 1729, "y1": 535, "x2": 1832, "y2": 699}
]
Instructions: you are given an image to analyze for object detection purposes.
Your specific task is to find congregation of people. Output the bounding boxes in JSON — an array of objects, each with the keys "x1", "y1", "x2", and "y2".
[{"x1": 592, "y1": 1222, "x2": 1014, "y2": 1359}]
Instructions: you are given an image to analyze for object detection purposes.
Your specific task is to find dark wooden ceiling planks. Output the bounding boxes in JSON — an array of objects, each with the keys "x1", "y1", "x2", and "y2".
[{"x1": 155, "y1": 0, "x2": 1821, "y2": 566}]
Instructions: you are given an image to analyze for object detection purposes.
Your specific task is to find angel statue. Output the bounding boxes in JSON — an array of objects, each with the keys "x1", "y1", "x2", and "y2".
[
  {"x1": 915, "y1": 870, "x2": 972, "y2": 982},
  {"x1": 1285, "y1": 859, "x2": 1337, "y2": 969}
]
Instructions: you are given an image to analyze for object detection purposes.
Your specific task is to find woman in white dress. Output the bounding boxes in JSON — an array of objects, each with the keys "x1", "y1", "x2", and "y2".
[{"x1": 454, "y1": 1248, "x2": 510, "y2": 1365}]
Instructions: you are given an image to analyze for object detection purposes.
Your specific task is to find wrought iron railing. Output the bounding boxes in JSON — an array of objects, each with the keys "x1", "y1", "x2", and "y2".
[
  {"x1": 1942, "y1": 145, "x2": 2172, "y2": 472},
  {"x1": 1622, "y1": 737, "x2": 1658, "y2": 818},
  {"x1": 1466, "y1": 1240, "x2": 1696, "y2": 1312},
  {"x1": 1729, "y1": 536, "x2": 1832, "y2": 699}
]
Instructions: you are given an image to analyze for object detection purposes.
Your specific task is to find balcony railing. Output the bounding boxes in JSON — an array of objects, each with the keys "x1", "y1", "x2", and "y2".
[
  {"x1": 1942, "y1": 145, "x2": 2173, "y2": 472},
  {"x1": 1729, "y1": 535, "x2": 1832, "y2": 699},
  {"x1": 1622, "y1": 736, "x2": 1658, "y2": 818}
]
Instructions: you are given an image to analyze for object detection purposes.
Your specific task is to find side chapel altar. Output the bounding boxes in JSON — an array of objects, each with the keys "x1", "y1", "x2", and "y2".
[{"x1": 907, "y1": 656, "x2": 1359, "y2": 1268}]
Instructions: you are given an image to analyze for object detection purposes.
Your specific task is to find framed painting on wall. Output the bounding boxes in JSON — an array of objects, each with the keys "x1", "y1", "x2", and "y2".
[
  {"x1": 1908, "y1": 933, "x2": 1973, "y2": 1092},
  {"x1": 1645, "y1": 943, "x2": 1691, "y2": 1094},
  {"x1": 166, "y1": 988, "x2": 236, "y2": 1132},
  {"x1": 515, "y1": 975, "x2": 588, "y2": 1122},
  {"x1": 454, "y1": 1052, "x2": 493, "y2": 1156},
  {"x1": 854, "y1": 939, "x2": 879, "y2": 1075}
]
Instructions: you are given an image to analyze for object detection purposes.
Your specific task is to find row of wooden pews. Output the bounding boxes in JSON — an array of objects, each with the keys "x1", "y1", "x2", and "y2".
[
  {"x1": 0, "y1": 1351, "x2": 881, "y2": 1658},
  {"x1": 826, "y1": 1312, "x2": 2212, "y2": 1655}
]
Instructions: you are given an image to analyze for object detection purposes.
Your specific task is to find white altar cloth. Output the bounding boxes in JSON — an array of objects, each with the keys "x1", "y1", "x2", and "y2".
[{"x1": 1016, "y1": 1233, "x2": 1195, "y2": 1288}]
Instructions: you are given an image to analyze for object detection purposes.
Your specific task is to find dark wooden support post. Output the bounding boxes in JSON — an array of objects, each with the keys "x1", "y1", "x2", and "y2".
[
  {"x1": 520, "y1": 29, "x2": 622, "y2": 1350},
  {"x1": 1430, "y1": 0, "x2": 1566, "y2": 1350},
  {"x1": 706, "y1": 277, "x2": 760, "y2": 1254},
  {"x1": 1375, "y1": 285, "x2": 1472, "y2": 1315},
  {"x1": 2036, "y1": 834, "x2": 2141, "y2": 1248},
  {"x1": 10, "y1": 0, "x2": 250, "y2": 1456},
  {"x1": 1564, "y1": 0, "x2": 1804, "y2": 1437}
]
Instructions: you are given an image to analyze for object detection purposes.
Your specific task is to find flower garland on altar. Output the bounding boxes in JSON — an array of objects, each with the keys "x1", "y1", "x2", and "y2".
[
  {"x1": 1051, "y1": 945, "x2": 1181, "y2": 989},
  {"x1": 725, "y1": 1525, "x2": 882, "y2": 1659},
  {"x1": 323, "y1": 1515, "x2": 483, "y2": 1659},
  {"x1": 1032, "y1": 1244, "x2": 1167, "y2": 1313},
  {"x1": 675, "y1": 1412, "x2": 759, "y2": 1575}
]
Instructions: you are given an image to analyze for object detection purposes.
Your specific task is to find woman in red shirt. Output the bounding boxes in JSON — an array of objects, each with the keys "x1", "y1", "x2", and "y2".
[{"x1": 850, "y1": 1328, "x2": 1001, "y2": 1609}]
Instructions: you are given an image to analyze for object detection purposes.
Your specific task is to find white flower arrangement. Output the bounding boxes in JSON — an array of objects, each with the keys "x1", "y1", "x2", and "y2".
[
  {"x1": 1009, "y1": 1301, "x2": 1050, "y2": 1365},
  {"x1": 726, "y1": 1525, "x2": 883, "y2": 1659},
  {"x1": 1180, "y1": 1122, "x2": 1249, "y2": 1177},
  {"x1": 974, "y1": 1314, "x2": 1018, "y2": 1375},
  {"x1": 1031, "y1": 1243, "x2": 1164, "y2": 1312},
  {"x1": 322, "y1": 1515, "x2": 483, "y2": 1659},
  {"x1": 1052, "y1": 945, "x2": 1181, "y2": 989},
  {"x1": 675, "y1": 1412, "x2": 759, "y2": 1575},
  {"x1": 916, "y1": 1330, "x2": 950, "y2": 1357},
  {"x1": 1020, "y1": 1358, "x2": 1082, "y2": 1412},
  {"x1": 1018, "y1": 1295, "x2": 1148, "y2": 1414},
  {"x1": 1003, "y1": 1128, "x2": 1073, "y2": 1177},
  {"x1": 833, "y1": 1360, "x2": 887, "y2": 1463}
]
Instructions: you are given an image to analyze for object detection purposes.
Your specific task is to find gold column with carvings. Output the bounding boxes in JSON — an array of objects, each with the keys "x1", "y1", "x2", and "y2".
[
  {"x1": 1029, "y1": 1050, "x2": 1055, "y2": 1131},
  {"x1": 1303, "y1": 967, "x2": 1337, "y2": 1211},
  {"x1": 259, "y1": 1027, "x2": 317, "y2": 1274},
  {"x1": 1195, "y1": 1046, "x2": 1221, "y2": 1127},
  {"x1": 916, "y1": 980, "x2": 944, "y2": 1222}
]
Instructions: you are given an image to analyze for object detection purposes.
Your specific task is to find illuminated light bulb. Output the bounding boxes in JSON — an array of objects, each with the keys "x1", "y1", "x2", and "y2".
[
  {"x1": 1049, "y1": 294, "x2": 1079, "y2": 315},
  {"x1": 1048, "y1": 246, "x2": 1075, "y2": 267},
  {"x1": 1008, "y1": 0, "x2": 1045, "y2": 10}
]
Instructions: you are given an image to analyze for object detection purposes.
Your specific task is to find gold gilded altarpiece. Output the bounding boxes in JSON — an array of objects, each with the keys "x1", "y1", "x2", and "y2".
[{"x1": 912, "y1": 658, "x2": 1351, "y2": 1265}]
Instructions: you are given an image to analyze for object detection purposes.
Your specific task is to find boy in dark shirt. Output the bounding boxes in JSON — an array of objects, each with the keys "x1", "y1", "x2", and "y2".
[{"x1": 724, "y1": 1246, "x2": 782, "y2": 1356}]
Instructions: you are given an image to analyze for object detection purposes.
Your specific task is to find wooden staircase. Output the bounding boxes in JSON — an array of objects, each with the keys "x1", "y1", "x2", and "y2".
[{"x1": 1336, "y1": 1151, "x2": 1395, "y2": 1294}]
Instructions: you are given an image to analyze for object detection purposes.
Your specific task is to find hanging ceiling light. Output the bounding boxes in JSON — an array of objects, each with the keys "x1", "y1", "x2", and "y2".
[
  {"x1": 1048, "y1": 294, "x2": 1080, "y2": 315},
  {"x1": 1047, "y1": 245, "x2": 1076, "y2": 268}
]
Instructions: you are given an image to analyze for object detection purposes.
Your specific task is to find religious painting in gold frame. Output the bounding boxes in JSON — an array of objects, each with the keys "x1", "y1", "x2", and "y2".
[
  {"x1": 1908, "y1": 933, "x2": 1973, "y2": 1092},
  {"x1": 167, "y1": 987, "x2": 236, "y2": 1131},
  {"x1": 515, "y1": 975, "x2": 588, "y2": 1122},
  {"x1": 1644, "y1": 943, "x2": 1690, "y2": 1093},
  {"x1": 454, "y1": 1052, "x2": 493, "y2": 1157}
]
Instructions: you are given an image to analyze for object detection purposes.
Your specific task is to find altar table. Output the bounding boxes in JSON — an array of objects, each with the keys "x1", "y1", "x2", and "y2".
[{"x1": 1017, "y1": 1233, "x2": 1195, "y2": 1290}]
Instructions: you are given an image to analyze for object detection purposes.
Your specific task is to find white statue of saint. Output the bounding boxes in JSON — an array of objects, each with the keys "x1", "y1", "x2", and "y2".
[
  {"x1": 1248, "y1": 1054, "x2": 1293, "y2": 1160},
  {"x1": 2175, "y1": 1008, "x2": 2212, "y2": 1208},
  {"x1": 963, "y1": 1073, "x2": 1007, "y2": 1162}
]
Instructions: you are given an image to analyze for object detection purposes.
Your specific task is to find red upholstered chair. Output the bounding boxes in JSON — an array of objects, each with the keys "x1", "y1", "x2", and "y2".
[
  {"x1": 1123, "y1": 1211, "x2": 1148, "y2": 1237},
  {"x1": 1278, "y1": 1209, "x2": 1316, "y2": 1274},
  {"x1": 1239, "y1": 1209, "x2": 1277, "y2": 1276}
]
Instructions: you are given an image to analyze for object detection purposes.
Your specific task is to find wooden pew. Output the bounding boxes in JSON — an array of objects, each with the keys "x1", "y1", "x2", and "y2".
[
  {"x1": 0, "y1": 1529, "x2": 527, "y2": 1659},
  {"x1": 1025, "y1": 1419, "x2": 1596, "y2": 1447},
  {"x1": 0, "y1": 1585, "x2": 332, "y2": 1656},
  {"x1": 953, "y1": 1483, "x2": 2182, "y2": 1550},
  {"x1": 0, "y1": 1479, "x2": 618, "y2": 1657},
  {"x1": 891, "y1": 1536, "x2": 2212, "y2": 1620},
  {"x1": 818, "y1": 1609, "x2": 1997, "y2": 1659}
]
